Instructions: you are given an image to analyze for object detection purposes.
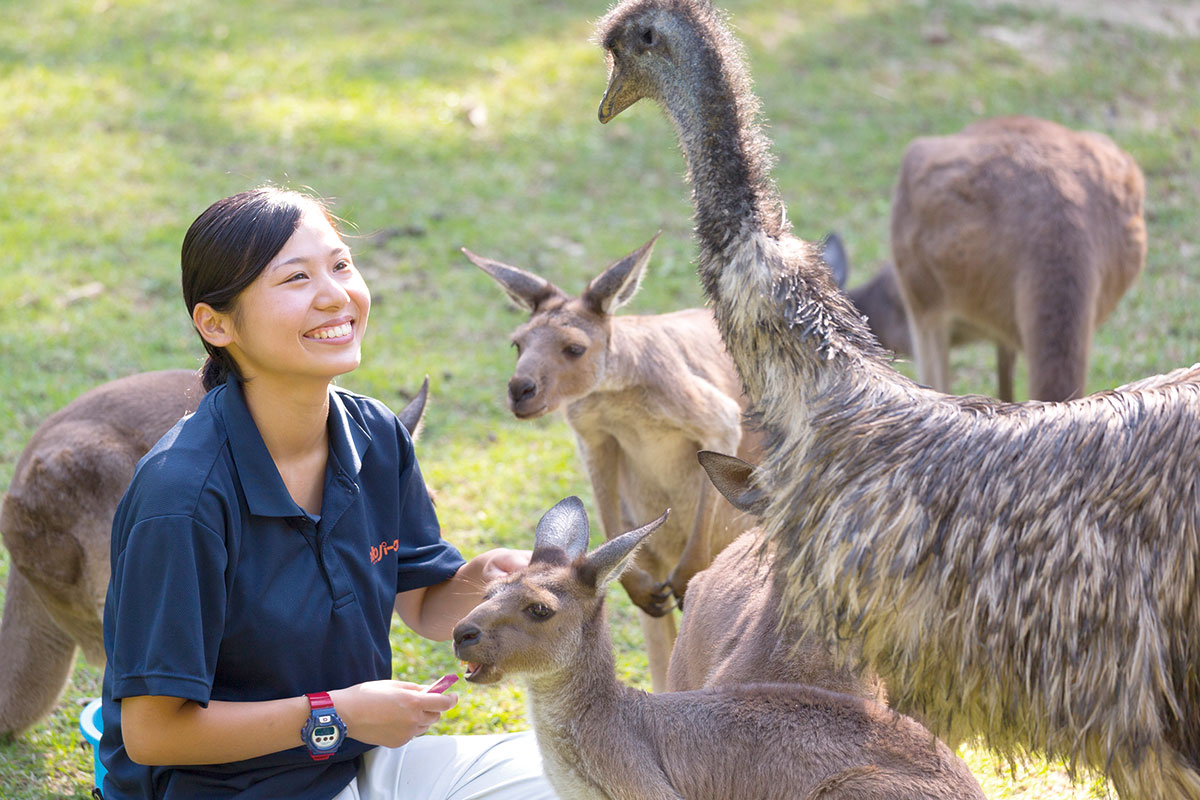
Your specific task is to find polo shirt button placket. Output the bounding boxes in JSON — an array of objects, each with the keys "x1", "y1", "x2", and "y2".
[{"x1": 288, "y1": 515, "x2": 334, "y2": 596}]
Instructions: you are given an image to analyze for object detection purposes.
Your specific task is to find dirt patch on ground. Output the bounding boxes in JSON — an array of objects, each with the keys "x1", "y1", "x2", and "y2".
[{"x1": 976, "y1": 0, "x2": 1200, "y2": 38}]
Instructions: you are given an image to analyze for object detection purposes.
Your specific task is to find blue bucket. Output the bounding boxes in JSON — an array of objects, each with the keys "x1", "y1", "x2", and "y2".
[{"x1": 79, "y1": 698, "x2": 106, "y2": 791}]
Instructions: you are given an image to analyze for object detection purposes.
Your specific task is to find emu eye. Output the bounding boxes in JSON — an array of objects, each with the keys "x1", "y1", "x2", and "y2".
[
  {"x1": 526, "y1": 603, "x2": 553, "y2": 620},
  {"x1": 564, "y1": 344, "x2": 586, "y2": 358}
]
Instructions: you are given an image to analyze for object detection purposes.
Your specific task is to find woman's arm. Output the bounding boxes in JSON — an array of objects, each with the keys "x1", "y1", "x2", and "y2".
[
  {"x1": 121, "y1": 680, "x2": 456, "y2": 766},
  {"x1": 394, "y1": 548, "x2": 531, "y2": 641}
]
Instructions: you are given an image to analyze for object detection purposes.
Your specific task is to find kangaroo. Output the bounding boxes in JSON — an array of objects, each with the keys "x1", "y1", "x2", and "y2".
[
  {"x1": 0, "y1": 371, "x2": 430, "y2": 737},
  {"x1": 452, "y1": 497, "x2": 986, "y2": 800},
  {"x1": 465, "y1": 235, "x2": 760, "y2": 691},
  {"x1": 888, "y1": 115, "x2": 1146, "y2": 401}
]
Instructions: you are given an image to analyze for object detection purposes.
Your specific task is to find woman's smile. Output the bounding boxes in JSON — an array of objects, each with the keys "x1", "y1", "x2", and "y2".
[{"x1": 306, "y1": 320, "x2": 355, "y2": 341}]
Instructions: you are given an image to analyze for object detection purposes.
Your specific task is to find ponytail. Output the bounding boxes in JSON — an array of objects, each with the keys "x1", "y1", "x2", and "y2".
[{"x1": 199, "y1": 348, "x2": 240, "y2": 392}]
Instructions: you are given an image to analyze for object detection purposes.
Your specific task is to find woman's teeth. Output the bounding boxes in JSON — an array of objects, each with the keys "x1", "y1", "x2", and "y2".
[{"x1": 309, "y1": 322, "x2": 352, "y2": 340}]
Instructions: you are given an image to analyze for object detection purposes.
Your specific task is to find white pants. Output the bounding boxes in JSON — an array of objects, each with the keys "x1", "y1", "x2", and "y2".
[{"x1": 332, "y1": 731, "x2": 559, "y2": 800}]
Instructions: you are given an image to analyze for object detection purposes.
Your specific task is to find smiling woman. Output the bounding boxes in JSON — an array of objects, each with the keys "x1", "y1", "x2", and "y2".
[
  {"x1": 182, "y1": 189, "x2": 369, "y2": 394},
  {"x1": 97, "y1": 186, "x2": 558, "y2": 800}
]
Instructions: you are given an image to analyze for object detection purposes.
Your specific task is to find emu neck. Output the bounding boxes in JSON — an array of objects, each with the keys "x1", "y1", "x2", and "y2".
[
  {"x1": 658, "y1": 24, "x2": 784, "y2": 263},
  {"x1": 646, "y1": 11, "x2": 890, "y2": 412}
]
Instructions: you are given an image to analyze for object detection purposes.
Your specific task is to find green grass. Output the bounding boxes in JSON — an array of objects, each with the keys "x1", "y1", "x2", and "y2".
[{"x1": 3, "y1": 0, "x2": 1198, "y2": 796}]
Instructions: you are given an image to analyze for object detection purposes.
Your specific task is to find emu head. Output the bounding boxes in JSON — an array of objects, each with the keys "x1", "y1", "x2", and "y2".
[
  {"x1": 453, "y1": 496, "x2": 669, "y2": 684},
  {"x1": 462, "y1": 234, "x2": 658, "y2": 419},
  {"x1": 597, "y1": 0, "x2": 730, "y2": 124}
]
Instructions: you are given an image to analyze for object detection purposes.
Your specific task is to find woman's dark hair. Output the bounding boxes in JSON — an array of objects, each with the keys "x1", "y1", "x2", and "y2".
[{"x1": 181, "y1": 187, "x2": 335, "y2": 391}]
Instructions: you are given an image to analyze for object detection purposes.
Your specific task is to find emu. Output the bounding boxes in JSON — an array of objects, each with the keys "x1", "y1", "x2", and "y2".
[
  {"x1": 832, "y1": 114, "x2": 1148, "y2": 402},
  {"x1": 452, "y1": 496, "x2": 985, "y2": 800},
  {"x1": 596, "y1": 1, "x2": 1200, "y2": 797},
  {"x1": 465, "y1": 236, "x2": 760, "y2": 691},
  {"x1": 0, "y1": 371, "x2": 429, "y2": 737}
]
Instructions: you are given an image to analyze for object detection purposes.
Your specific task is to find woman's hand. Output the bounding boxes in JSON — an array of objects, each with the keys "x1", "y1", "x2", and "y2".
[
  {"x1": 330, "y1": 680, "x2": 457, "y2": 749},
  {"x1": 477, "y1": 548, "x2": 531, "y2": 584},
  {"x1": 396, "y1": 548, "x2": 533, "y2": 640}
]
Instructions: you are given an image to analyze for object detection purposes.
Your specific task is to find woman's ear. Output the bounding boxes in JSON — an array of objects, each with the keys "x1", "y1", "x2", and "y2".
[{"x1": 192, "y1": 302, "x2": 234, "y2": 348}]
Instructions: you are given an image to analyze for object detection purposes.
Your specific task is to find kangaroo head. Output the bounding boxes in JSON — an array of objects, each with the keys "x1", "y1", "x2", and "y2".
[
  {"x1": 453, "y1": 496, "x2": 668, "y2": 683},
  {"x1": 463, "y1": 234, "x2": 658, "y2": 419}
]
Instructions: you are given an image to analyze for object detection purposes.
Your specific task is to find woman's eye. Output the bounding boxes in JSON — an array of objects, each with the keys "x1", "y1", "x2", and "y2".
[
  {"x1": 334, "y1": 259, "x2": 352, "y2": 271},
  {"x1": 286, "y1": 271, "x2": 308, "y2": 283}
]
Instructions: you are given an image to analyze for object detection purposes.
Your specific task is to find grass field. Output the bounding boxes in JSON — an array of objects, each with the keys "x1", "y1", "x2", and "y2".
[{"x1": 2, "y1": 0, "x2": 1198, "y2": 796}]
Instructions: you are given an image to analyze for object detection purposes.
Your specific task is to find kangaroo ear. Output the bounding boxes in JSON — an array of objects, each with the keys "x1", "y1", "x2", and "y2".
[
  {"x1": 578, "y1": 509, "x2": 670, "y2": 589},
  {"x1": 397, "y1": 376, "x2": 430, "y2": 440},
  {"x1": 582, "y1": 232, "x2": 660, "y2": 315},
  {"x1": 820, "y1": 231, "x2": 849, "y2": 289},
  {"x1": 532, "y1": 496, "x2": 591, "y2": 563},
  {"x1": 463, "y1": 248, "x2": 565, "y2": 312},
  {"x1": 697, "y1": 451, "x2": 768, "y2": 517}
]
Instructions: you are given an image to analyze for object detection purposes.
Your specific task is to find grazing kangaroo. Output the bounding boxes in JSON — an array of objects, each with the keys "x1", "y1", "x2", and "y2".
[
  {"x1": 596, "y1": 0, "x2": 1200, "y2": 796},
  {"x1": 453, "y1": 496, "x2": 985, "y2": 800},
  {"x1": 667, "y1": 450, "x2": 886, "y2": 705},
  {"x1": 888, "y1": 115, "x2": 1146, "y2": 401},
  {"x1": 464, "y1": 235, "x2": 760, "y2": 691},
  {"x1": 0, "y1": 371, "x2": 430, "y2": 737}
]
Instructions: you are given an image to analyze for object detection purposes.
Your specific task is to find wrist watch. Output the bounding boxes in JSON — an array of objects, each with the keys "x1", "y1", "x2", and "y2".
[{"x1": 301, "y1": 692, "x2": 347, "y2": 761}]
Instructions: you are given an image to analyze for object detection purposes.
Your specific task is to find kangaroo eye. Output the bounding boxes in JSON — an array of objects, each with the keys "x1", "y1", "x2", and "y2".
[
  {"x1": 526, "y1": 603, "x2": 553, "y2": 620},
  {"x1": 564, "y1": 344, "x2": 586, "y2": 358},
  {"x1": 641, "y1": 27, "x2": 655, "y2": 47}
]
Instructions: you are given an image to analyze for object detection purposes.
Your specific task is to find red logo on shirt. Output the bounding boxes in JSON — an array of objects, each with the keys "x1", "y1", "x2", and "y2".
[{"x1": 370, "y1": 540, "x2": 400, "y2": 564}]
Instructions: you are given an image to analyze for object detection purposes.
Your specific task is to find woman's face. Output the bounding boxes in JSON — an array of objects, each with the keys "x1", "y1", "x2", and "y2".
[{"x1": 221, "y1": 206, "x2": 371, "y2": 386}]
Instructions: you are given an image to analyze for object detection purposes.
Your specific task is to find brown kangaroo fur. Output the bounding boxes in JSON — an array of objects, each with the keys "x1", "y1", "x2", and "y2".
[
  {"x1": 597, "y1": 1, "x2": 1199, "y2": 796},
  {"x1": 667, "y1": 451, "x2": 887, "y2": 705},
  {"x1": 889, "y1": 115, "x2": 1146, "y2": 401},
  {"x1": 453, "y1": 497, "x2": 985, "y2": 800},
  {"x1": 465, "y1": 236, "x2": 760, "y2": 691},
  {"x1": 0, "y1": 371, "x2": 430, "y2": 737}
]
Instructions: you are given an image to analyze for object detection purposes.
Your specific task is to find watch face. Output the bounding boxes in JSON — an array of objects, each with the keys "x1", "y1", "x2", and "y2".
[{"x1": 310, "y1": 722, "x2": 342, "y2": 750}]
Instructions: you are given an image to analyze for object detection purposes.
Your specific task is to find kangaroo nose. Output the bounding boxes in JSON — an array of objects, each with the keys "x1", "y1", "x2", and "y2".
[
  {"x1": 508, "y1": 377, "x2": 537, "y2": 405},
  {"x1": 454, "y1": 623, "x2": 482, "y2": 652}
]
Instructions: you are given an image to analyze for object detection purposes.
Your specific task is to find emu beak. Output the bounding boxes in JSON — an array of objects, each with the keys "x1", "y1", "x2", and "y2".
[{"x1": 599, "y1": 65, "x2": 640, "y2": 123}]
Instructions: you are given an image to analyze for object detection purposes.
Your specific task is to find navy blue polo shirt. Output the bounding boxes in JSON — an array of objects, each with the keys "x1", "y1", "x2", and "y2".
[{"x1": 99, "y1": 377, "x2": 465, "y2": 799}]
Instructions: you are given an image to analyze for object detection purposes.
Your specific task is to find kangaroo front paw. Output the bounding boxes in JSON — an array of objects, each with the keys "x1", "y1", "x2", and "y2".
[
  {"x1": 664, "y1": 567, "x2": 694, "y2": 606},
  {"x1": 620, "y1": 568, "x2": 677, "y2": 617}
]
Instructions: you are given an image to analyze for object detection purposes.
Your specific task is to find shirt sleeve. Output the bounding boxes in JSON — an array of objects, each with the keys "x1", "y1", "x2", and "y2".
[
  {"x1": 107, "y1": 514, "x2": 228, "y2": 704},
  {"x1": 394, "y1": 429, "x2": 465, "y2": 593}
]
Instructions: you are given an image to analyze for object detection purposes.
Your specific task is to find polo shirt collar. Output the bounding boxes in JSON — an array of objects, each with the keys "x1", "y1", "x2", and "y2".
[
  {"x1": 217, "y1": 377, "x2": 371, "y2": 519},
  {"x1": 326, "y1": 386, "x2": 371, "y2": 481}
]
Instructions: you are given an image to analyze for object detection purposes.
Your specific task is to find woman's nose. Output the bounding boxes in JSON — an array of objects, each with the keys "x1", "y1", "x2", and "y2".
[{"x1": 314, "y1": 270, "x2": 352, "y2": 308}]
